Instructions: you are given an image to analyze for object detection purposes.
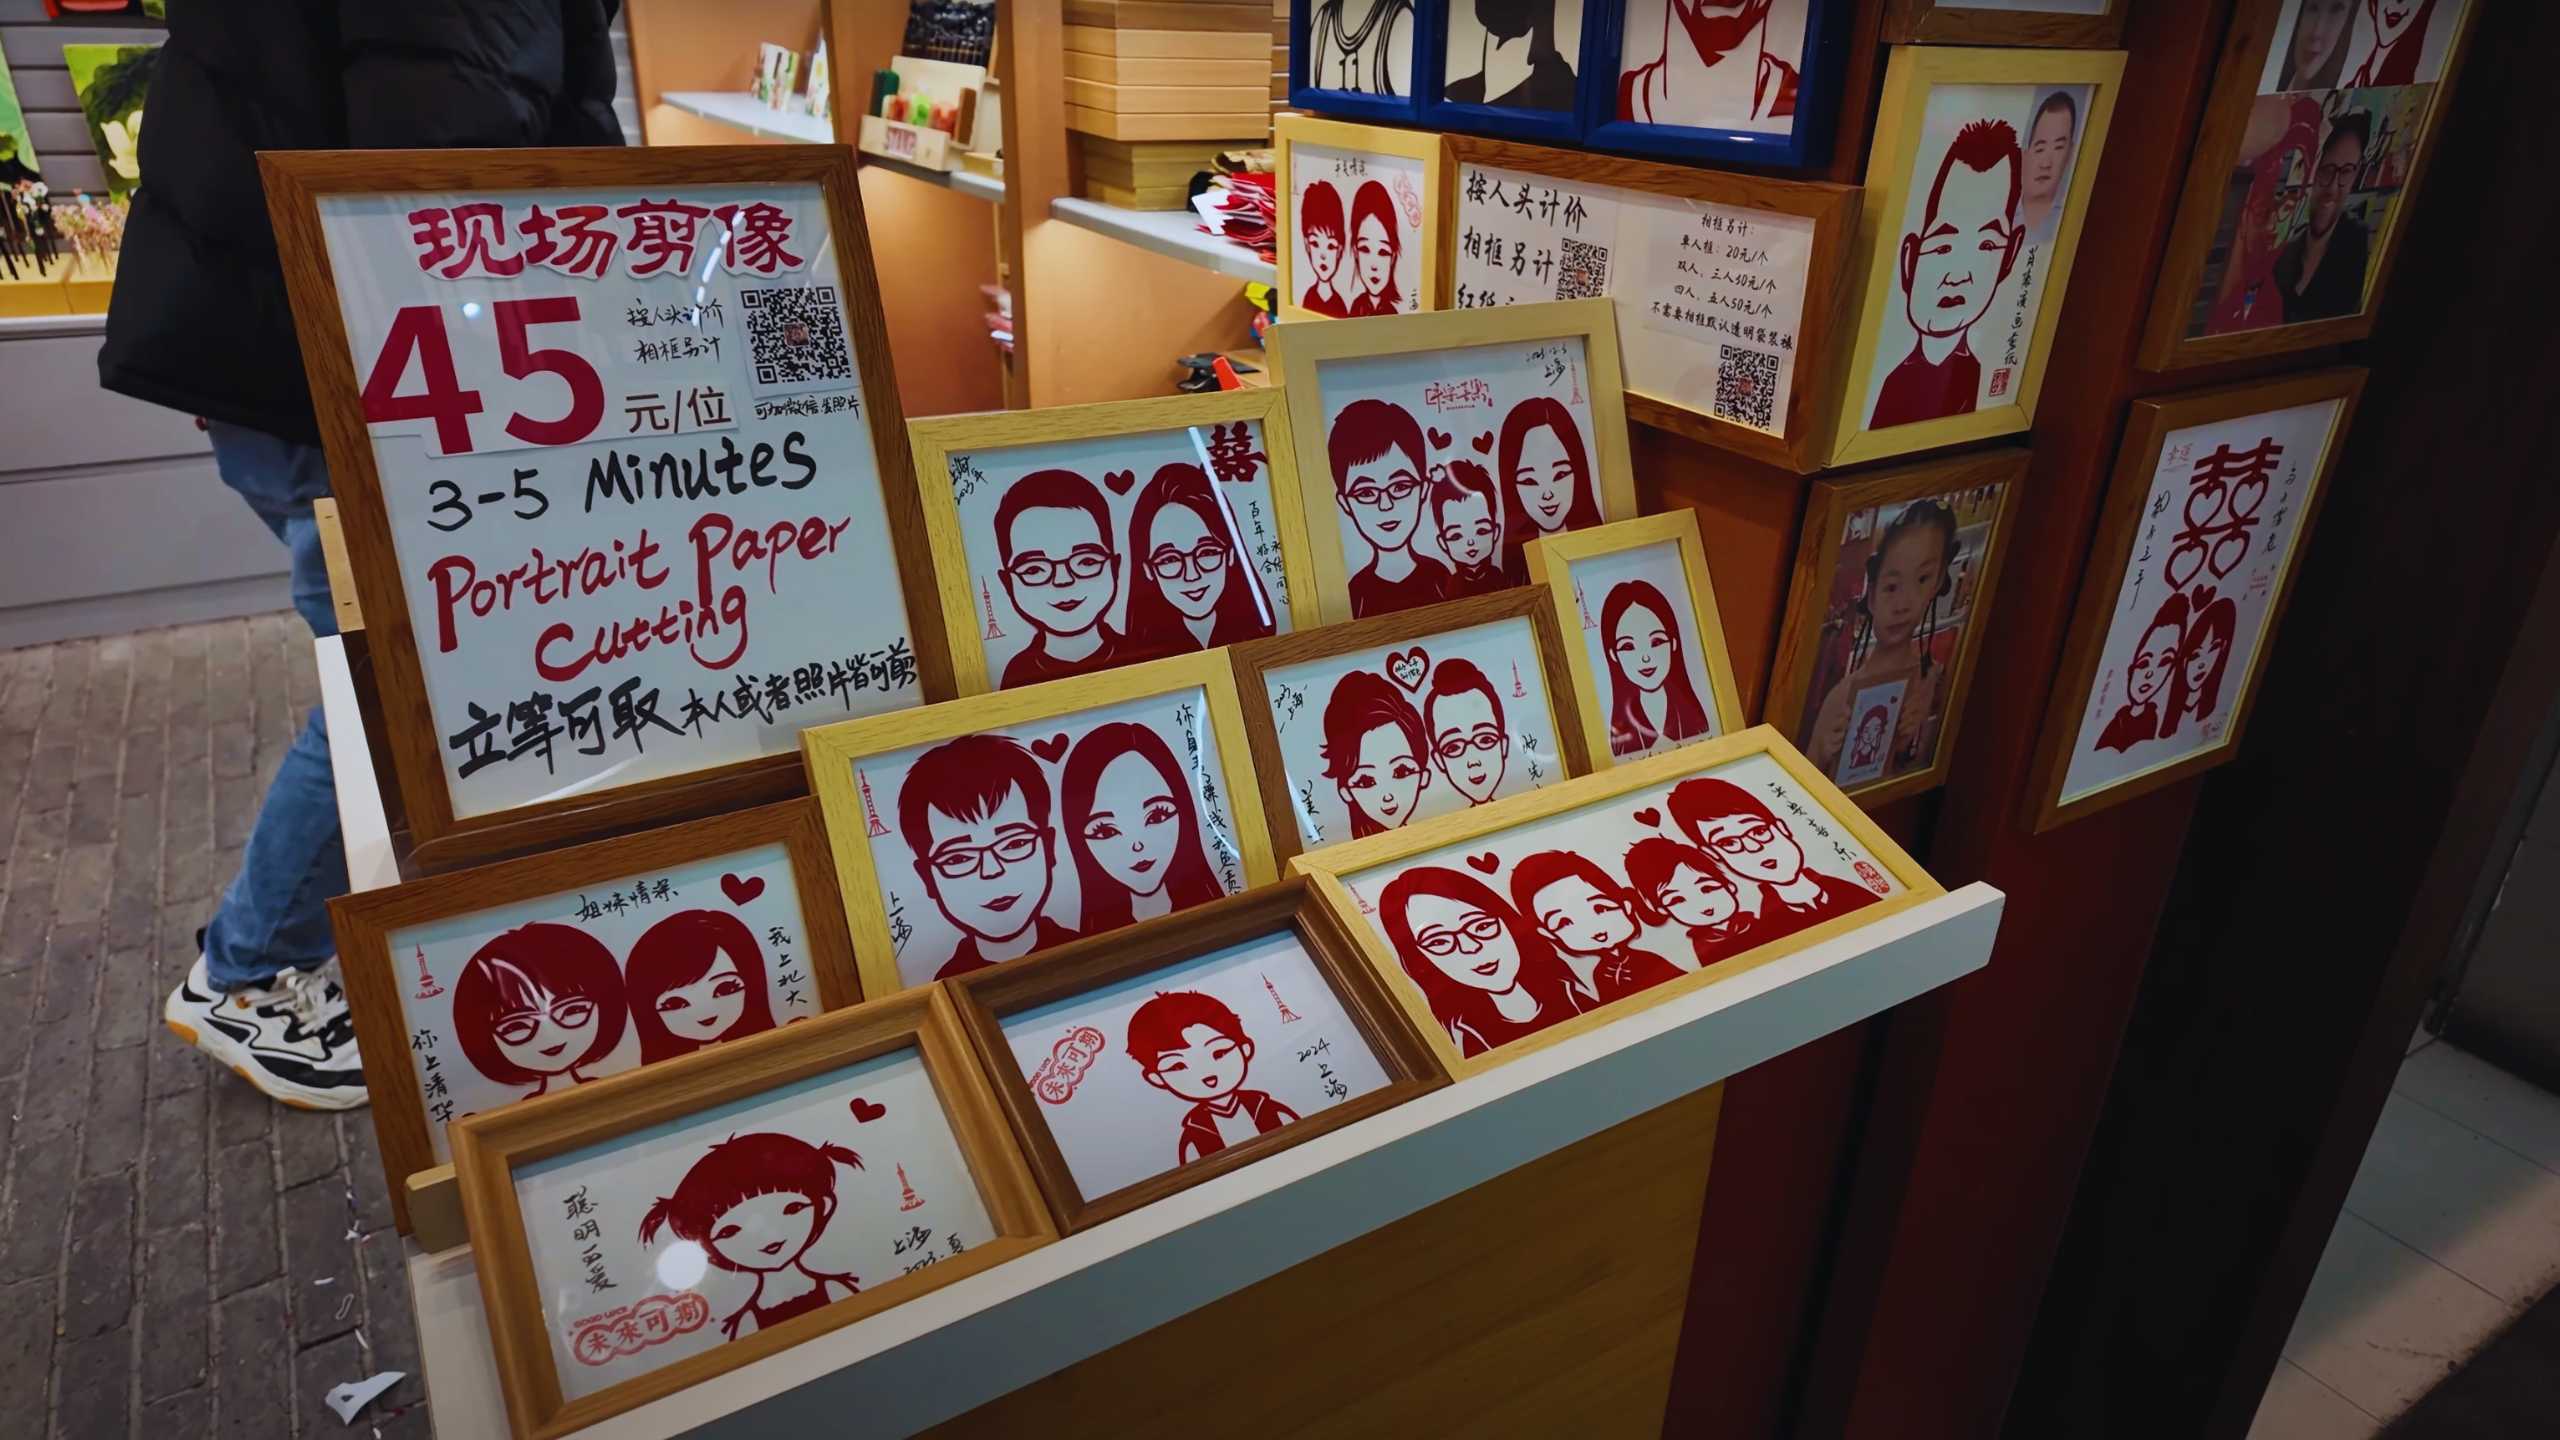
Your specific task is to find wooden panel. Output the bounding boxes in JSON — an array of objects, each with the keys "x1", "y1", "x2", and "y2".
[
  {"x1": 1022, "y1": 220, "x2": 1257, "y2": 406},
  {"x1": 929, "y1": 1085, "x2": 1721, "y2": 1437},
  {"x1": 1064, "y1": 76, "x2": 1271, "y2": 112},
  {"x1": 857, "y1": 166, "x2": 1006, "y2": 417},
  {"x1": 1640, "y1": 442, "x2": 1811, "y2": 724},
  {"x1": 1063, "y1": 0, "x2": 1272, "y2": 31},
  {"x1": 1061, "y1": 23, "x2": 1274, "y2": 58},
  {"x1": 623, "y1": 0, "x2": 824, "y2": 140},
  {"x1": 1062, "y1": 51, "x2": 1269, "y2": 84}
]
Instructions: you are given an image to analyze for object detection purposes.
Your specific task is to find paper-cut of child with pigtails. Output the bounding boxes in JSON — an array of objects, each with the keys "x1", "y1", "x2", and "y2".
[
  {"x1": 1432, "y1": 459, "x2": 1509, "y2": 599},
  {"x1": 638, "y1": 1132, "x2": 865, "y2": 1340},
  {"x1": 454, "y1": 924, "x2": 628, "y2": 1100},
  {"x1": 625, "y1": 910, "x2": 780, "y2": 1065},
  {"x1": 1124, "y1": 990, "x2": 1301, "y2": 1166},
  {"x1": 1623, "y1": 835, "x2": 1759, "y2": 970}
]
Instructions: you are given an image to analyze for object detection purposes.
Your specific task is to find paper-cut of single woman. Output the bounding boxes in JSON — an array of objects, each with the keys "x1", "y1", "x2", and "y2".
[
  {"x1": 640, "y1": 1132, "x2": 863, "y2": 1340},
  {"x1": 453, "y1": 923, "x2": 628, "y2": 1099},
  {"x1": 1379, "y1": 864, "x2": 1588, "y2": 1057},
  {"x1": 1602, "y1": 578, "x2": 1713, "y2": 758},
  {"x1": 1062, "y1": 722, "x2": 1226, "y2": 933},
  {"x1": 1299, "y1": 180, "x2": 1354, "y2": 317},
  {"x1": 1810, "y1": 500, "x2": 1958, "y2": 776},
  {"x1": 625, "y1": 909, "x2": 779, "y2": 1065},
  {"x1": 1321, "y1": 668, "x2": 1432, "y2": 837},
  {"x1": 1123, "y1": 463, "x2": 1273, "y2": 658},
  {"x1": 1497, "y1": 396, "x2": 1601, "y2": 584},
  {"x1": 1125, "y1": 990, "x2": 1300, "y2": 1165},
  {"x1": 2162, "y1": 589, "x2": 2237, "y2": 740},
  {"x1": 1345, "y1": 179, "x2": 1406, "y2": 317},
  {"x1": 1624, "y1": 835, "x2": 1759, "y2": 969},
  {"x1": 2095, "y1": 590, "x2": 2188, "y2": 753},
  {"x1": 1510, "y1": 849, "x2": 1684, "y2": 1005}
]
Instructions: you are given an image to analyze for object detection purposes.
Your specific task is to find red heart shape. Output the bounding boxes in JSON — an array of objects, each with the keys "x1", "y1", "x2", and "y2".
[
  {"x1": 1470, "y1": 432, "x2": 1494, "y2": 455},
  {"x1": 1633, "y1": 807, "x2": 1661, "y2": 828},
  {"x1": 1428, "y1": 426, "x2": 1453, "y2": 449},
  {"x1": 1466, "y1": 853, "x2": 1501, "y2": 875},
  {"x1": 1385, "y1": 647, "x2": 1429, "y2": 692},
  {"x1": 849, "y1": 1097, "x2": 886, "y2": 1124},
  {"x1": 1031, "y1": 733, "x2": 1070, "y2": 764},
  {"x1": 1103, "y1": 469, "x2": 1137, "y2": 497},
  {"x1": 720, "y1": 873, "x2": 765, "y2": 906}
]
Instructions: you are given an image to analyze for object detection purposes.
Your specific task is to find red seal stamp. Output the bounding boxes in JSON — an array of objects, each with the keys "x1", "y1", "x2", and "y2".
[{"x1": 1030, "y1": 1025, "x2": 1106, "y2": 1105}]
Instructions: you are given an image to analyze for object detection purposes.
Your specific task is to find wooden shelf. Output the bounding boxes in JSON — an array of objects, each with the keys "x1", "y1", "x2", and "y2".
[
  {"x1": 866, "y1": 150, "x2": 1007, "y2": 203},
  {"x1": 660, "y1": 89, "x2": 835, "y2": 144},
  {"x1": 1049, "y1": 196, "x2": 1275, "y2": 285}
]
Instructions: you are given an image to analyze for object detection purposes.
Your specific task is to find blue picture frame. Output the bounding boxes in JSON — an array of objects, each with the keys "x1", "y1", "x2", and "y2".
[
  {"x1": 1579, "y1": 0, "x2": 1847, "y2": 170},
  {"x1": 1291, "y1": 0, "x2": 1427, "y2": 123},
  {"x1": 1416, "y1": 0, "x2": 1592, "y2": 145}
]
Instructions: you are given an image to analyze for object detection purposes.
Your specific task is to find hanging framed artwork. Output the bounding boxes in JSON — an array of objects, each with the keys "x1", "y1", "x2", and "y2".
[
  {"x1": 1292, "y1": 725, "x2": 1942, "y2": 1077},
  {"x1": 451, "y1": 985, "x2": 1052, "y2": 1439},
  {"x1": 1581, "y1": 0, "x2": 1847, "y2": 169},
  {"x1": 1763, "y1": 447, "x2": 2024, "y2": 807},
  {"x1": 262, "y1": 146, "x2": 953, "y2": 869},
  {"x1": 2027, "y1": 368, "x2": 2367, "y2": 831},
  {"x1": 1290, "y1": 0, "x2": 1425, "y2": 123},
  {"x1": 1268, "y1": 296, "x2": 1637, "y2": 626},
  {"x1": 1439, "y1": 133, "x2": 1859, "y2": 472},
  {"x1": 907, "y1": 389, "x2": 1320, "y2": 696},
  {"x1": 329, "y1": 799, "x2": 860, "y2": 1233},
  {"x1": 1824, "y1": 46, "x2": 2123, "y2": 468},
  {"x1": 948, "y1": 879, "x2": 1445, "y2": 1233},
  {"x1": 1418, "y1": 0, "x2": 1598, "y2": 144},
  {"x1": 1275, "y1": 113, "x2": 1450, "y2": 324},
  {"x1": 1228, "y1": 589, "x2": 1589, "y2": 864},
  {"x1": 1525, "y1": 510, "x2": 1747, "y2": 770},
  {"x1": 1880, "y1": 0, "x2": 2131, "y2": 48},
  {"x1": 2137, "y1": 0, "x2": 2478, "y2": 371},
  {"x1": 801, "y1": 651, "x2": 1278, "y2": 997}
]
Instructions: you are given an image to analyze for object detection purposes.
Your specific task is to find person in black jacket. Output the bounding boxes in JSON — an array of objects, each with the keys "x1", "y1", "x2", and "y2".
[{"x1": 115, "y1": 0, "x2": 624, "y2": 1112}]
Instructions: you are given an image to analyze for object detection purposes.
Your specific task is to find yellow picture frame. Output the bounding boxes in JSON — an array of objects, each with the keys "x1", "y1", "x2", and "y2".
[
  {"x1": 1268, "y1": 296, "x2": 1638, "y2": 627},
  {"x1": 1290, "y1": 726, "x2": 1946, "y2": 1079},
  {"x1": 1275, "y1": 113, "x2": 1451, "y2": 323},
  {"x1": 907, "y1": 389, "x2": 1324, "y2": 695},
  {"x1": 1525, "y1": 512, "x2": 1748, "y2": 771},
  {"x1": 1825, "y1": 46, "x2": 2126, "y2": 469},
  {"x1": 801, "y1": 651, "x2": 1280, "y2": 998}
]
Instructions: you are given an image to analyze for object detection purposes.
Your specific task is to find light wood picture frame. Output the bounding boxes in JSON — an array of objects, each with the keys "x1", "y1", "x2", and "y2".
[
  {"x1": 906, "y1": 388, "x2": 1322, "y2": 696},
  {"x1": 330, "y1": 799, "x2": 861, "y2": 1234},
  {"x1": 2135, "y1": 0, "x2": 2479, "y2": 371},
  {"x1": 1824, "y1": 46, "x2": 2125, "y2": 468},
  {"x1": 1881, "y1": 0, "x2": 2131, "y2": 48},
  {"x1": 451, "y1": 985, "x2": 1052, "y2": 1440},
  {"x1": 2027, "y1": 367, "x2": 2368, "y2": 831},
  {"x1": 1268, "y1": 296, "x2": 1638, "y2": 626},
  {"x1": 801, "y1": 651, "x2": 1280, "y2": 997},
  {"x1": 1292, "y1": 725, "x2": 1945, "y2": 1078},
  {"x1": 1762, "y1": 447, "x2": 2025, "y2": 808},
  {"x1": 1526, "y1": 511, "x2": 1748, "y2": 772},
  {"x1": 1227, "y1": 588, "x2": 1592, "y2": 865},
  {"x1": 1437, "y1": 133, "x2": 1860, "y2": 473},
  {"x1": 1275, "y1": 112, "x2": 1452, "y2": 323},
  {"x1": 261, "y1": 146, "x2": 956, "y2": 871},
  {"x1": 948, "y1": 878, "x2": 1447, "y2": 1233}
]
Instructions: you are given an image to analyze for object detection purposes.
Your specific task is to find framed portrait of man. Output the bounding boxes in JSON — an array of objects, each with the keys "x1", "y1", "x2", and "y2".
[{"x1": 1580, "y1": 0, "x2": 1848, "y2": 169}]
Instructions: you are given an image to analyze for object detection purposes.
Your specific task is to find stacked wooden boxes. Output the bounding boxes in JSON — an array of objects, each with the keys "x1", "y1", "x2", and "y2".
[
  {"x1": 1271, "y1": 0, "x2": 1289, "y2": 116},
  {"x1": 1064, "y1": 0, "x2": 1275, "y2": 209}
]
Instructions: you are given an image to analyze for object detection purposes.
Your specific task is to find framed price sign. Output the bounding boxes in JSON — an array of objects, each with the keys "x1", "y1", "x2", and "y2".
[{"x1": 264, "y1": 147, "x2": 953, "y2": 868}]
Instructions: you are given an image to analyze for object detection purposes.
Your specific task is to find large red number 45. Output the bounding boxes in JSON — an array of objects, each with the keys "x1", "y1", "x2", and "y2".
[{"x1": 360, "y1": 298, "x2": 605, "y2": 454}]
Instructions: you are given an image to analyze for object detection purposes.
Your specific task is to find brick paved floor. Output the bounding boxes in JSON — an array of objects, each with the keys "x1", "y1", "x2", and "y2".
[{"x1": 0, "y1": 617, "x2": 430, "y2": 1438}]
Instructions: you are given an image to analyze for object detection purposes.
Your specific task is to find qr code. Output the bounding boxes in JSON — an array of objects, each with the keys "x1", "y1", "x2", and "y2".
[
  {"x1": 1714, "y1": 345, "x2": 1780, "y2": 429},
  {"x1": 1556, "y1": 236, "x2": 1609, "y2": 300},
  {"x1": 742, "y1": 284, "x2": 853, "y2": 391}
]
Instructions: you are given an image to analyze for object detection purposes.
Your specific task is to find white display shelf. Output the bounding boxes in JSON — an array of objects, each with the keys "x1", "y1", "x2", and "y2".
[
  {"x1": 660, "y1": 90, "x2": 834, "y2": 145},
  {"x1": 319, "y1": 636, "x2": 2001, "y2": 1439},
  {"x1": 864, "y1": 150, "x2": 1006, "y2": 203},
  {"x1": 1048, "y1": 196, "x2": 1276, "y2": 284}
]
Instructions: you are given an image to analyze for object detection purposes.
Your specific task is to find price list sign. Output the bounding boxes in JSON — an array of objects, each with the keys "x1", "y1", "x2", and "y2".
[{"x1": 266, "y1": 148, "x2": 948, "y2": 861}]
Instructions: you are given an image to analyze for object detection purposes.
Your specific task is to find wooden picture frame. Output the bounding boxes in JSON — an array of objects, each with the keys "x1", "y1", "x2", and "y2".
[
  {"x1": 1526, "y1": 511, "x2": 1749, "y2": 771},
  {"x1": 2026, "y1": 367, "x2": 2368, "y2": 831},
  {"x1": 1762, "y1": 447, "x2": 2025, "y2": 808},
  {"x1": 947, "y1": 878, "x2": 1447, "y2": 1233},
  {"x1": 327, "y1": 799, "x2": 859, "y2": 1233},
  {"x1": 2135, "y1": 0, "x2": 2480, "y2": 371},
  {"x1": 1580, "y1": 0, "x2": 1848, "y2": 169},
  {"x1": 1824, "y1": 46, "x2": 2125, "y2": 468},
  {"x1": 1268, "y1": 296, "x2": 1637, "y2": 625},
  {"x1": 1416, "y1": 0, "x2": 1595, "y2": 145},
  {"x1": 1881, "y1": 0, "x2": 2131, "y2": 48},
  {"x1": 801, "y1": 651, "x2": 1280, "y2": 998},
  {"x1": 451, "y1": 985, "x2": 1052, "y2": 1440},
  {"x1": 1438, "y1": 133, "x2": 1860, "y2": 472},
  {"x1": 1288, "y1": 0, "x2": 1427, "y2": 124},
  {"x1": 1291, "y1": 725, "x2": 1945, "y2": 1078},
  {"x1": 906, "y1": 388, "x2": 1322, "y2": 696},
  {"x1": 1275, "y1": 112, "x2": 1452, "y2": 323},
  {"x1": 260, "y1": 146, "x2": 954, "y2": 871},
  {"x1": 1227, "y1": 588, "x2": 1592, "y2": 865}
]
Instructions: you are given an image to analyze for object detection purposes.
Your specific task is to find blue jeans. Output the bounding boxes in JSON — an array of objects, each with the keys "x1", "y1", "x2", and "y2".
[{"x1": 202, "y1": 421, "x2": 349, "y2": 992}]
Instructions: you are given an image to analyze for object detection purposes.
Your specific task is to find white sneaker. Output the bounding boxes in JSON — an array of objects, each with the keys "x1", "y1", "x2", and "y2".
[{"x1": 164, "y1": 955, "x2": 370, "y2": 1111}]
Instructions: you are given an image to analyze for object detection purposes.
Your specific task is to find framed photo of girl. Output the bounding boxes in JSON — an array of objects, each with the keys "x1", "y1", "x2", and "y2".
[
  {"x1": 1292, "y1": 725, "x2": 1943, "y2": 1077},
  {"x1": 801, "y1": 652, "x2": 1279, "y2": 998},
  {"x1": 1525, "y1": 510, "x2": 1748, "y2": 770},
  {"x1": 2135, "y1": 0, "x2": 2478, "y2": 372},
  {"x1": 1228, "y1": 588, "x2": 1592, "y2": 864},
  {"x1": 1762, "y1": 447, "x2": 2024, "y2": 807},
  {"x1": 2026, "y1": 368, "x2": 2367, "y2": 831},
  {"x1": 906, "y1": 389, "x2": 1320, "y2": 696},
  {"x1": 947, "y1": 878, "x2": 1446, "y2": 1233},
  {"x1": 1269, "y1": 296, "x2": 1639, "y2": 626},
  {"x1": 1880, "y1": 0, "x2": 2131, "y2": 49},
  {"x1": 1275, "y1": 113, "x2": 1450, "y2": 323},
  {"x1": 327, "y1": 799, "x2": 861, "y2": 1233},
  {"x1": 1418, "y1": 0, "x2": 1598, "y2": 144},
  {"x1": 260, "y1": 146, "x2": 953, "y2": 870},
  {"x1": 1580, "y1": 0, "x2": 1848, "y2": 169},
  {"x1": 450, "y1": 984, "x2": 1052, "y2": 1439},
  {"x1": 1823, "y1": 46, "x2": 2124, "y2": 468}
]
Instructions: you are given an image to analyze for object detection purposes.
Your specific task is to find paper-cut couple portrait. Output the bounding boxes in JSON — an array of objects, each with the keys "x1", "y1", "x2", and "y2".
[
  {"x1": 1442, "y1": 0, "x2": 1584, "y2": 112},
  {"x1": 1616, "y1": 0, "x2": 1811, "y2": 134},
  {"x1": 1294, "y1": 150, "x2": 1425, "y2": 319}
]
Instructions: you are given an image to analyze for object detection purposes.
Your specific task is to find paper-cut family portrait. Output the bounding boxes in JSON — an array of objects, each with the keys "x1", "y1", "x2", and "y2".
[{"x1": 1615, "y1": 0, "x2": 1811, "y2": 134}]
